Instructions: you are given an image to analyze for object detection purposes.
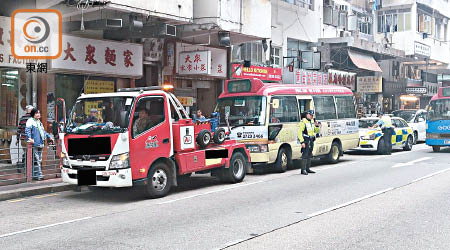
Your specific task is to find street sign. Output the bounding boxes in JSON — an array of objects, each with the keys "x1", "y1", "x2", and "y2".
[
  {"x1": 414, "y1": 42, "x2": 431, "y2": 58},
  {"x1": 405, "y1": 87, "x2": 427, "y2": 94}
]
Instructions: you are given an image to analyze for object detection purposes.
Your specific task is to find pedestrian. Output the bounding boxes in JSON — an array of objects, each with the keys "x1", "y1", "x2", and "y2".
[
  {"x1": 298, "y1": 110, "x2": 321, "y2": 175},
  {"x1": 371, "y1": 112, "x2": 394, "y2": 155},
  {"x1": 16, "y1": 105, "x2": 34, "y2": 171},
  {"x1": 25, "y1": 108, "x2": 54, "y2": 181}
]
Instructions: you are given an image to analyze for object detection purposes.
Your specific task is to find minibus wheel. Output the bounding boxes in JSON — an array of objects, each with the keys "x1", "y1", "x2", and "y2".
[
  {"x1": 274, "y1": 147, "x2": 289, "y2": 172},
  {"x1": 326, "y1": 141, "x2": 341, "y2": 164},
  {"x1": 432, "y1": 146, "x2": 441, "y2": 152},
  {"x1": 144, "y1": 162, "x2": 172, "y2": 198}
]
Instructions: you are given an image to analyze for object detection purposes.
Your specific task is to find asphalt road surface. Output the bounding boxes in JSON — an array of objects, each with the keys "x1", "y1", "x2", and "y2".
[{"x1": 1, "y1": 143, "x2": 449, "y2": 250}]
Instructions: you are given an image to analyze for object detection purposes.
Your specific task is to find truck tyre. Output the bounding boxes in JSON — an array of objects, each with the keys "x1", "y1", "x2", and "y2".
[
  {"x1": 377, "y1": 138, "x2": 385, "y2": 155},
  {"x1": 143, "y1": 162, "x2": 172, "y2": 198},
  {"x1": 326, "y1": 141, "x2": 341, "y2": 164},
  {"x1": 274, "y1": 147, "x2": 289, "y2": 173},
  {"x1": 432, "y1": 146, "x2": 441, "y2": 152},
  {"x1": 197, "y1": 129, "x2": 211, "y2": 148},
  {"x1": 219, "y1": 152, "x2": 246, "y2": 183},
  {"x1": 403, "y1": 135, "x2": 413, "y2": 151},
  {"x1": 213, "y1": 128, "x2": 226, "y2": 145}
]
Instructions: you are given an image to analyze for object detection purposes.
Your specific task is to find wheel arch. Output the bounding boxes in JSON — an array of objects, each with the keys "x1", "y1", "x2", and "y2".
[{"x1": 149, "y1": 157, "x2": 178, "y2": 187}]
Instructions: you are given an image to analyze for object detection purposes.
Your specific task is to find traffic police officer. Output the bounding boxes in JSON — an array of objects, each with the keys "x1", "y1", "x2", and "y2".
[
  {"x1": 298, "y1": 110, "x2": 321, "y2": 175},
  {"x1": 371, "y1": 112, "x2": 394, "y2": 155}
]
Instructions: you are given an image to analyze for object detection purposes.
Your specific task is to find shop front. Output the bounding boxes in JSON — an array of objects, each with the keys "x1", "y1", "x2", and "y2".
[
  {"x1": 170, "y1": 43, "x2": 227, "y2": 116},
  {"x1": 0, "y1": 16, "x2": 34, "y2": 165},
  {"x1": 383, "y1": 80, "x2": 406, "y2": 112},
  {"x1": 356, "y1": 76, "x2": 383, "y2": 116},
  {"x1": 48, "y1": 35, "x2": 142, "y2": 129}
]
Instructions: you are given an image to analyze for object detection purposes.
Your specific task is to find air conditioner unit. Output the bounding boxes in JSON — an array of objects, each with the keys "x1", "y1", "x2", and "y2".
[
  {"x1": 164, "y1": 24, "x2": 177, "y2": 37},
  {"x1": 443, "y1": 18, "x2": 448, "y2": 25}
]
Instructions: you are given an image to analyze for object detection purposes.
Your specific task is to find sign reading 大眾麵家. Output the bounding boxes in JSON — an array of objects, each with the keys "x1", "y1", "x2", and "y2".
[{"x1": 50, "y1": 35, "x2": 142, "y2": 78}]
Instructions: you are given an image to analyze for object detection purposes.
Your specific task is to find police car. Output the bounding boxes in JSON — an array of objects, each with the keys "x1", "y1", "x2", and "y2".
[{"x1": 356, "y1": 117, "x2": 414, "y2": 154}]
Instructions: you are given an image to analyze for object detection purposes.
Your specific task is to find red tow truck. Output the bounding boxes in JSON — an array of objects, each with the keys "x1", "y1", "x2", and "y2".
[{"x1": 59, "y1": 86, "x2": 250, "y2": 198}]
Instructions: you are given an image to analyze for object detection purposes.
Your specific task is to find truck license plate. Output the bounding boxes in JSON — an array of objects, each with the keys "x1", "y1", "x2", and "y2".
[{"x1": 77, "y1": 169, "x2": 97, "y2": 186}]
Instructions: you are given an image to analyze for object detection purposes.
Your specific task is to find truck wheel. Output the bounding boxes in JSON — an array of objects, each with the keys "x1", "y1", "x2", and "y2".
[
  {"x1": 403, "y1": 135, "x2": 413, "y2": 151},
  {"x1": 219, "y1": 152, "x2": 246, "y2": 183},
  {"x1": 326, "y1": 141, "x2": 341, "y2": 164},
  {"x1": 197, "y1": 129, "x2": 211, "y2": 148},
  {"x1": 213, "y1": 128, "x2": 226, "y2": 145},
  {"x1": 377, "y1": 138, "x2": 385, "y2": 155},
  {"x1": 144, "y1": 162, "x2": 172, "y2": 198},
  {"x1": 274, "y1": 147, "x2": 289, "y2": 172},
  {"x1": 432, "y1": 146, "x2": 441, "y2": 152}
]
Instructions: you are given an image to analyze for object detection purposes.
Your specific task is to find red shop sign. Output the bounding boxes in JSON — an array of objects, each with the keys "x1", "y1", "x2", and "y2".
[{"x1": 232, "y1": 64, "x2": 282, "y2": 81}]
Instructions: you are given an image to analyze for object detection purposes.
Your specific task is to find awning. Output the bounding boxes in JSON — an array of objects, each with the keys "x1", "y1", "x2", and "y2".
[{"x1": 348, "y1": 50, "x2": 382, "y2": 72}]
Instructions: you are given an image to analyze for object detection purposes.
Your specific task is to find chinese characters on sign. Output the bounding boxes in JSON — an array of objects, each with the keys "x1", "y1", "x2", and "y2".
[
  {"x1": 328, "y1": 69, "x2": 356, "y2": 90},
  {"x1": 26, "y1": 62, "x2": 47, "y2": 73},
  {"x1": 175, "y1": 43, "x2": 227, "y2": 78},
  {"x1": 357, "y1": 76, "x2": 382, "y2": 93},
  {"x1": 51, "y1": 35, "x2": 142, "y2": 77},
  {"x1": 232, "y1": 64, "x2": 282, "y2": 81},
  {"x1": 177, "y1": 96, "x2": 194, "y2": 107},
  {"x1": 414, "y1": 42, "x2": 431, "y2": 58},
  {"x1": 178, "y1": 50, "x2": 211, "y2": 75},
  {"x1": 84, "y1": 80, "x2": 115, "y2": 94},
  {"x1": 295, "y1": 69, "x2": 327, "y2": 85}
]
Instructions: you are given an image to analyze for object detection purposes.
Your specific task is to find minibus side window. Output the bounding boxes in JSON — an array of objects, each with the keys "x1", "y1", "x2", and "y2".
[
  {"x1": 335, "y1": 96, "x2": 357, "y2": 119},
  {"x1": 269, "y1": 96, "x2": 299, "y2": 123},
  {"x1": 312, "y1": 96, "x2": 337, "y2": 120}
]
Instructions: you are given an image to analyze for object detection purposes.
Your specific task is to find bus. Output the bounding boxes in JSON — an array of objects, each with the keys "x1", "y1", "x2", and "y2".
[
  {"x1": 214, "y1": 78, "x2": 359, "y2": 172},
  {"x1": 426, "y1": 86, "x2": 450, "y2": 152}
]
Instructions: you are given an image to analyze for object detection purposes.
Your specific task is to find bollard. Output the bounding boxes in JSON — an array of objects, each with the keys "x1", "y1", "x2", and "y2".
[{"x1": 26, "y1": 142, "x2": 33, "y2": 182}]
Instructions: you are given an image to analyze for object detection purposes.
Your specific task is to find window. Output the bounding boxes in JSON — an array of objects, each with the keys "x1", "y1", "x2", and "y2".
[
  {"x1": 269, "y1": 96, "x2": 300, "y2": 123},
  {"x1": 286, "y1": 39, "x2": 309, "y2": 69},
  {"x1": 0, "y1": 69, "x2": 20, "y2": 128},
  {"x1": 335, "y1": 96, "x2": 356, "y2": 119},
  {"x1": 378, "y1": 10, "x2": 411, "y2": 33},
  {"x1": 237, "y1": 42, "x2": 264, "y2": 64},
  {"x1": 418, "y1": 13, "x2": 433, "y2": 34},
  {"x1": 282, "y1": 0, "x2": 313, "y2": 10},
  {"x1": 393, "y1": 119, "x2": 406, "y2": 128},
  {"x1": 358, "y1": 15, "x2": 372, "y2": 35},
  {"x1": 271, "y1": 47, "x2": 281, "y2": 67},
  {"x1": 313, "y1": 96, "x2": 337, "y2": 120},
  {"x1": 132, "y1": 96, "x2": 165, "y2": 138}
]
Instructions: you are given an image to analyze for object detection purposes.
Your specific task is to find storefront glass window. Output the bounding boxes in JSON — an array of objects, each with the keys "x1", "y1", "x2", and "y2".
[{"x1": 0, "y1": 69, "x2": 19, "y2": 128}]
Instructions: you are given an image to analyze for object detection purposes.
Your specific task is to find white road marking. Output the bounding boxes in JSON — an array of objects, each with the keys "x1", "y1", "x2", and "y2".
[
  {"x1": 392, "y1": 157, "x2": 432, "y2": 168},
  {"x1": 412, "y1": 167, "x2": 450, "y2": 183},
  {"x1": 157, "y1": 180, "x2": 266, "y2": 205},
  {"x1": 307, "y1": 187, "x2": 394, "y2": 218},
  {"x1": 0, "y1": 217, "x2": 92, "y2": 239}
]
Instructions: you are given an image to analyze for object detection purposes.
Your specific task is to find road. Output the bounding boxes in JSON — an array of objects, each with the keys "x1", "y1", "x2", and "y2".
[{"x1": 0, "y1": 143, "x2": 449, "y2": 250}]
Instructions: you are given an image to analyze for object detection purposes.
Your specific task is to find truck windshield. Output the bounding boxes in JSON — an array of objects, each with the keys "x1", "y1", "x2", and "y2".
[
  {"x1": 428, "y1": 99, "x2": 450, "y2": 121},
  {"x1": 66, "y1": 96, "x2": 134, "y2": 134},
  {"x1": 215, "y1": 96, "x2": 266, "y2": 127}
]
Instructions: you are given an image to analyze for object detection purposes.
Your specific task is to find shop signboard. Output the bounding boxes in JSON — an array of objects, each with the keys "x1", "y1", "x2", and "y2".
[
  {"x1": 176, "y1": 43, "x2": 226, "y2": 78},
  {"x1": 328, "y1": 69, "x2": 356, "y2": 90},
  {"x1": 232, "y1": 64, "x2": 282, "y2": 81},
  {"x1": 177, "y1": 96, "x2": 194, "y2": 106},
  {"x1": 357, "y1": 76, "x2": 382, "y2": 93},
  {"x1": 178, "y1": 50, "x2": 211, "y2": 75},
  {"x1": 405, "y1": 87, "x2": 427, "y2": 95},
  {"x1": 295, "y1": 70, "x2": 329, "y2": 86},
  {"x1": 84, "y1": 80, "x2": 114, "y2": 94},
  {"x1": 50, "y1": 35, "x2": 143, "y2": 78},
  {"x1": 0, "y1": 16, "x2": 37, "y2": 68},
  {"x1": 414, "y1": 42, "x2": 431, "y2": 58}
]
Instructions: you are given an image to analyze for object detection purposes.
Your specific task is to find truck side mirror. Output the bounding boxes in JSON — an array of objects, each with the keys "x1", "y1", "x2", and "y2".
[{"x1": 418, "y1": 117, "x2": 425, "y2": 122}]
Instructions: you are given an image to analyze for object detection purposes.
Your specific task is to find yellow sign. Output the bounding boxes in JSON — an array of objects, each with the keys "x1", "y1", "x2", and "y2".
[
  {"x1": 177, "y1": 96, "x2": 194, "y2": 107},
  {"x1": 84, "y1": 80, "x2": 114, "y2": 94}
]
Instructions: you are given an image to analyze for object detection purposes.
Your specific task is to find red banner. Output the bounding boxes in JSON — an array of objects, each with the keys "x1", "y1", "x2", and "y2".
[{"x1": 232, "y1": 64, "x2": 282, "y2": 81}]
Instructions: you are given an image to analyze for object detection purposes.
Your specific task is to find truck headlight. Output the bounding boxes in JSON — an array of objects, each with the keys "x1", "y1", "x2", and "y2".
[
  {"x1": 246, "y1": 144, "x2": 268, "y2": 153},
  {"x1": 109, "y1": 153, "x2": 129, "y2": 169},
  {"x1": 60, "y1": 152, "x2": 69, "y2": 166}
]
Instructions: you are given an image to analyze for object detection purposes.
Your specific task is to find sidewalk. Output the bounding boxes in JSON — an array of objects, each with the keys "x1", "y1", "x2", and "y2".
[{"x1": 0, "y1": 178, "x2": 74, "y2": 201}]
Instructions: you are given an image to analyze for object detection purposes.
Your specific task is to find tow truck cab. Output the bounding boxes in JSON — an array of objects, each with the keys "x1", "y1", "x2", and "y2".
[{"x1": 60, "y1": 87, "x2": 250, "y2": 198}]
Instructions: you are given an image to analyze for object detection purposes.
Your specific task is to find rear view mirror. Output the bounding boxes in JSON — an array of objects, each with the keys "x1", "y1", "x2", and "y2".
[{"x1": 271, "y1": 99, "x2": 280, "y2": 109}]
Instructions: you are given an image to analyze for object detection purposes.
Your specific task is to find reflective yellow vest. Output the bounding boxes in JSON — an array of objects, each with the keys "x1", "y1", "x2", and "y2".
[
  {"x1": 298, "y1": 118, "x2": 320, "y2": 143},
  {"x1": 380, "y1": 115, "x2": 393, "y2": 128}
]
